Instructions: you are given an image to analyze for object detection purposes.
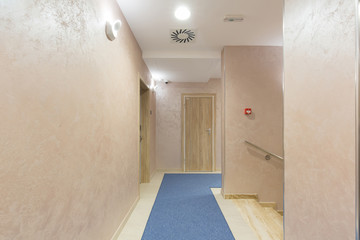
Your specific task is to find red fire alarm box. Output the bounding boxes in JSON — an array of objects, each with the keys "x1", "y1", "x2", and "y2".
[{"x1": 244, "y1": 108, "x2": 252, "y2": 115}]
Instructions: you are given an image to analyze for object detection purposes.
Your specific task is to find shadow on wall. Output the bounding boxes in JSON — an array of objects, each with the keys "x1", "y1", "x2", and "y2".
[{"x1": 246, "y1": 113, "x2": 256, "y2": 120}]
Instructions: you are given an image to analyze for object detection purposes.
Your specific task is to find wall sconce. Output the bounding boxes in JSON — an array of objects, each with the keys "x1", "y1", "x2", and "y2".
[
  {"x1": 150, "y1": 78, "x2": 159, "y2": 91},
  {"x1": 106, "y1": 20, "x2": 122, "y2": 41}
]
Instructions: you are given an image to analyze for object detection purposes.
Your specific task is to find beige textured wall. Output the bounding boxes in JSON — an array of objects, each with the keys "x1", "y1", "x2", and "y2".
[
  {"x1": 0, "y1": 1, "x2": 154, "y2": 239},
  {"x1": 149, "y1": 89, "x2": 157, "y2": 178},
  {"x1": 222, "y1": 46, "x2": 284, "y2": 209},
  {"x1": 284, "y1": 0, "x2": 356, "y2": 239},
  {"x1": 221, "y1": 50, "x2": 226, "y2": 194},
  {"x1": 156, "y1": 79, "x2": 222, "y2": 171}
]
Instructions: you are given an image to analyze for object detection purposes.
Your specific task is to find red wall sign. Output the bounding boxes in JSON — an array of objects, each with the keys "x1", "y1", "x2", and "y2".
[{"x1": 244, "y1": 108, "x2": 252, "y2": 115}]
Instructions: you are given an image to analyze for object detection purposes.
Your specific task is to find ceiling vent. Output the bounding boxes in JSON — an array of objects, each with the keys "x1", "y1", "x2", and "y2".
[
  {"x1": 170, "y1": 29, "x2": 196, "y2": 44},
  {"x1": 224, "y1": 15, "x2": 244, "y2": 22}
]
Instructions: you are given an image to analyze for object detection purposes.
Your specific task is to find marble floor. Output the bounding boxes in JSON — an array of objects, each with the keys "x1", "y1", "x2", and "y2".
[
  {"x1": 116, "y1": 172, "x2": 164, "y2": 240},
  {"x1": 117, "y1": 171, "x2": 279, "y2": 240},
  {"x1": 233, "y1": 199, "x2": 283, "y2": 240}
]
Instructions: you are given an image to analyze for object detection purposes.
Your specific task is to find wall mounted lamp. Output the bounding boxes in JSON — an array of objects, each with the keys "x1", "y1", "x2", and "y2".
[{"x1": 106, "y1": 20, "x2": 122, "y2": 41}]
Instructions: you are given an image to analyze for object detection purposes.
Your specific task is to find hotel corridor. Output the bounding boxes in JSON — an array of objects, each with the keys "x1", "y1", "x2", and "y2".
[{"x1": 117, "y1": 172, "x2": 282, "y2": 240}]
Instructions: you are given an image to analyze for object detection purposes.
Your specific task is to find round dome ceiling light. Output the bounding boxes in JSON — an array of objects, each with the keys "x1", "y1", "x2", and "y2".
[{"x1": 175, "y1": 6, "x2": 191, "y2": 20}]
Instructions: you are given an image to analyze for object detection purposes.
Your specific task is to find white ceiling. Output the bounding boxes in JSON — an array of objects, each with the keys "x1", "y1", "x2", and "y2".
[{"x1": 117, "y1": 0, "x2": 283, "y2": 82}]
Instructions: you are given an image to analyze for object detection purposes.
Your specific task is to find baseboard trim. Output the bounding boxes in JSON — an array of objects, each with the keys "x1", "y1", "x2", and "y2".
[
  {"x1": 259, "y1": 202, "x2": 277, "y2": 210},
  {"x1": 110, "y1": 195, "x2": 140, "y2": 240},
  {"x1": 224, "y1": 193, "x2": 258, "y2": 200},
  {"x1": 156, "y1": 169, "x2": 221, "y2": 173},
  {"x1": 150, "y1": 169, "x2": 157, "y2": 180},
  {"x1": 157, "y1": 169, "x2": 184, "y2": 172}
]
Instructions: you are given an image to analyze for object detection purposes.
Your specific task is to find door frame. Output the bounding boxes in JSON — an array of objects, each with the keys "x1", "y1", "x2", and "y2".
[
  {"x1": 139, "y1": 75, "x2": 151, "y2": 184},
  {"x1": 181, "y1": 93, "x2": 216, "y2": 172}
]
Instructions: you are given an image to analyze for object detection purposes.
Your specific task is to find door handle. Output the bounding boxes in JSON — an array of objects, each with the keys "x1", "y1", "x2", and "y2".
[{"x1": 206, "y1": 128, "x2": 212, "y2": 135}]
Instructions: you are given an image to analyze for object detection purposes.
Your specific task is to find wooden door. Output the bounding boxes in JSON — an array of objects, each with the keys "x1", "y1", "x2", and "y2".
[{"x1": 183, "y1": 96, "x2": 214, "y2": 172}]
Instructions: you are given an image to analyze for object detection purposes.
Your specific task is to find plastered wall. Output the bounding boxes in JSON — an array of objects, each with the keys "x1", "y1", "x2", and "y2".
[
  {"x1": 149, "y1": 89, "x2": 157, "y2": 178},
  {"x1": 222, "y1": 46, "x2": 284, "y2": 210},
  {"x1": 156, "y1": 79, "x2": 222, "y2": 171},
  {"x1": 0, "y1": 1, "x2": 154, "y2": 239},
  {"x1": 284, "y1": 0, "x2": 356, "y2": 239}
]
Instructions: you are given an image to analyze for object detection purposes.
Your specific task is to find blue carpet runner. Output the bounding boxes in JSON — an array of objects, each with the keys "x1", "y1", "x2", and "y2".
[{"x1": 141, "y1": 174, "x2": 235, "y2": 240}]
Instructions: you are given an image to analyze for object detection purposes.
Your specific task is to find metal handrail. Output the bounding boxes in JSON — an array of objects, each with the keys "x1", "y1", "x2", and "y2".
[{"x1": 245, "y1": 140, "x2": 284, "y2": 161}]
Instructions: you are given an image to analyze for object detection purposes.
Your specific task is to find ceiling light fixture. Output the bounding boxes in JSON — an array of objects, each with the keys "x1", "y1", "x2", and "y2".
[
  {"x1": 175, "y1": 6, "x2": 191, "y2": 21},
  {"x1": 106, "y1": 20, "x2": 122, "y2": 41}
]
